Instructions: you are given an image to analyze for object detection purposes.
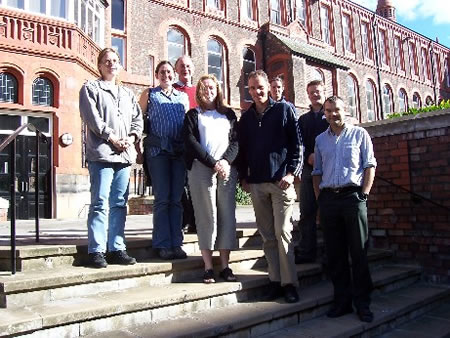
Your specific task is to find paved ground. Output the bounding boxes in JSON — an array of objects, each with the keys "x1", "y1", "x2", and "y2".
[{"x1": 0, "y1": 204, "x2": 300, "y2": 245}]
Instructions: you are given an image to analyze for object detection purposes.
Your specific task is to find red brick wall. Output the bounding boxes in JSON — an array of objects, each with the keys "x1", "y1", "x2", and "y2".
[{"x1": 364, "y1": 110, "x2": 450, "y2": 283}]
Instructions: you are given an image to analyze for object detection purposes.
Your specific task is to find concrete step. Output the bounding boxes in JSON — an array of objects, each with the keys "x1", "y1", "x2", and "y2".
[
  {"x1": 0, "y1": 263, "x2": 421, "y2": 337},
  {"x1": 375, "y1": 300, "x2": 450, "y2": 338},
  {"x1": 258, "y1": 283, "x2": 450, "y2": 338},
  {"x1": 0, "y1": 228, "x2": 261, "y2": 272},
  {"x1": 0, "y1": 249, "x2": 392, "y2": 310},
  {"x1": 77, "y1": 265, "x2": 425, "y2": 338}
]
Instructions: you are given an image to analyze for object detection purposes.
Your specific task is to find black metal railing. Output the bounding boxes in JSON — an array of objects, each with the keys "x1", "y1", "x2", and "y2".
[
  {"x1": 0, "y1": 123, "x2": 47, "y2": 275},
  {"x1": 375, "y1": 175, "x2": 450, "y2": 212}
]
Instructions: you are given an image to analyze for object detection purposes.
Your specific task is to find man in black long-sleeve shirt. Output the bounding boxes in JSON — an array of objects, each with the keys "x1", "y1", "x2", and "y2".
[{"x1": 295, "y1": 80, "x2": 328, "y2": 264}]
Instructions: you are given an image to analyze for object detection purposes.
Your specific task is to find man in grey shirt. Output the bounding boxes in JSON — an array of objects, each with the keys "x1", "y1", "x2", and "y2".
[{"x1": 312, "y1": 96, "x2": 376, "y2": 323}]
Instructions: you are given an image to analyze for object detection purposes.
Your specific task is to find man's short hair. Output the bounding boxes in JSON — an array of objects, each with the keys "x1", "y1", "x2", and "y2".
[
  {"x1": 174, "y1": 55, "x2": 193, "y2": 69},
  {"x1": 324, "y1": 95, "x2": 344, "y2": 106},
  {"x1": 248, "y1": 70, "x2": 269, "y2": 83},
  {"x1": 269, "y1": 76, "x2": 284, "y2": 85},
  {"x1": 307, "y1": 80, "x2": 324, "y2": 90}
]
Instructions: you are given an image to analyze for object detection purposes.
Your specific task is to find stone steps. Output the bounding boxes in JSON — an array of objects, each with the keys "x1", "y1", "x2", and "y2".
[
  {"x1": 0, "y1": 262, "x2": 420, "y2": 337},
  {"x1": 0, "y1": 229, "x2": 261, "y2": 271},
  {"x1": 78, "y1": 265, "x2": 426, "y2": 338},
  {"x1": 375, "y1": 300, "x2": 450, "y2": 338}
]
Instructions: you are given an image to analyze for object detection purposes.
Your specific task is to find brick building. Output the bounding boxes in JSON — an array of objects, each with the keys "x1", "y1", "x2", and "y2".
[{"x1": 0, "y1": 0, "x2": 449, "y2": 219}]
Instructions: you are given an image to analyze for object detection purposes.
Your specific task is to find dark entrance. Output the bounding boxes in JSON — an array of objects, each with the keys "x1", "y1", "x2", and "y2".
[{"x1": 0, "y1": 114, "x2": 52, "y2": 219}]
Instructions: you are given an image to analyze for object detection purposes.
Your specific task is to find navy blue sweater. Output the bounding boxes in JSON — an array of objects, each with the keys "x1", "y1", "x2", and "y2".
[{"x1": 238, "y1": 98, "x2": 303, "y2": 184}]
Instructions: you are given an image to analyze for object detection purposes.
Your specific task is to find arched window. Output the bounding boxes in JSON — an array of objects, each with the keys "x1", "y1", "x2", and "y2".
[
  {"x1": 207, "y1": 38, "x2": 226, "y2": 94},
  {"x1": 398, "y1": 89, "x2": 408, "y2": 113},
  {"x1": 425, "y1": 96, "x2": 434, "y2": 106},
  {"x1": 412, "y1": 92, "x2": 421, "y2": 109},
  {"x1": 382, "y1": 84, "x2": 393, "y2": 118},
  {"x1": 167, "y1": 27, "x2": 188, "y2": 66},
  {"x1": 32, "y1": 77, "x2": 54, "y2": 106},
  {"x1": 346, "y1": 75, "x2": 359, "y2": 118},
  {"x1": 311, "y1": 68, "x2": 324, "y2": 83},
  {"x1": 365, "y1": 80, "x2": 377, "y2": 122},
  {"x1": 242, "y1": 47, "x2": 256, "y2": 101},
  {"x1": 0, "y1": 72, "x2": 18, "y2": 103}
]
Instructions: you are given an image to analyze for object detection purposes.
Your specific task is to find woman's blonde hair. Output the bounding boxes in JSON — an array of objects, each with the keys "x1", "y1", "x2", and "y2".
[
  {"x1": 97, "y1": 48, "x2": 121, "y2": 85},
  {"x1": 195, "y1": 74, "x2": 228, "y2": 113}
]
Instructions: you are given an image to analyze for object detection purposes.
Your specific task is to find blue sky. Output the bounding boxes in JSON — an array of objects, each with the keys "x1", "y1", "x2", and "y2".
[{"x1": 351, "y1": 0, "x2": 450, "y2": 48}]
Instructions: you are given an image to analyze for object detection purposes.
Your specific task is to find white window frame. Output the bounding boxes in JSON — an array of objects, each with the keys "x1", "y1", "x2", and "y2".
[
  {"x1": 398, "y1": 89, "x2": 407, "y2": 112},
  {"x1": 347, "y1": 75, "x2": 358, "y2": 118},
  {"x1": 379, "y1": 29, "x2": 387, "y2": 65},
  {"x1": 270, "y1": 0, "x2": 281, "y2": 25},
  {"x1": 394, "y1": 37, "x2": 402, "y2": 71},
  {"x1": 167, "y1": 27, "x2": 187, "y2": 67},
  {"x1": 365, "y1": 80, "x2": 376, "y2": 122},
  {"x1": 361, "y1": 22, "x2": 370, "y2": 60},
  {"x1": 409, "y1": 42, "x2": 417, "y2": 76},
  {"x1": 320, "y1": 6, "x2": 331, "y2": 45},
  {"x1": 207, "y1": 38, "x2": 226, "y2": 96},
  {"x1": 382, "y1": 85, "x2": 392, "y2": 118},
  {"x1": 343, "y1": 14, "x2": 352, "y2": 52},
  {"x1": 242, "y1": 47, "x2": 256, "y2": 101},
  {"x1": 296, "y1": 0, "x2": 306, "y2": 26}
]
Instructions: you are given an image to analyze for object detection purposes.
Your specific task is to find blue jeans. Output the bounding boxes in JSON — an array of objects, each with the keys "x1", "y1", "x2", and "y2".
[
  {"x1": 146, "y1": 151, "x2": 185, "y2": 249},
  {"x1": 87, "y1": 161, "x2": 131, "y2": 254}
]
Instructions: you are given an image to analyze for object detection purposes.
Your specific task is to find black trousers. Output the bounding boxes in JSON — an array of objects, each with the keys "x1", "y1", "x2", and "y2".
[
  {"x1": 318, "y1": 188, "x2": 373, "y2": 309},
  {"x1": 298, "y1": 165, "x2": 318, "y2": 259}
]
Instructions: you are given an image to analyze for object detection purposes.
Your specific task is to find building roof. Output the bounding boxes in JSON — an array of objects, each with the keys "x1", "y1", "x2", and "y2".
[{"x1": 276, "y1": 35, "x2": 350, "y2": 70}]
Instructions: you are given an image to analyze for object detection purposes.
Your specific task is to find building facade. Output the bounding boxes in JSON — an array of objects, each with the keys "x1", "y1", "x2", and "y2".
[{"x1": 1, "y1": 0, "x2": 449, "y2": 219}]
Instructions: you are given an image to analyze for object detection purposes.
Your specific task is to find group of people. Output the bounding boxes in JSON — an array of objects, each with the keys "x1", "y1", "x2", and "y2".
[{"x1": 79, "y1": 48, "x2": 377, "y2": 323}]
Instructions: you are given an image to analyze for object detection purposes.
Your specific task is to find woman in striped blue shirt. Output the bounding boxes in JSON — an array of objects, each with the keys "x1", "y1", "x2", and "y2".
[{"x1": 139, "y1": 61, "x2": 189, "y2": 260}]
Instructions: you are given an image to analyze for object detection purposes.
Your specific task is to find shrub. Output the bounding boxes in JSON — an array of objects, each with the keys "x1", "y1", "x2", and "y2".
[
  {"x1": 387, "y1": 99, "x2": 450, "y2": 119},
  {"x1": 235, "y1": 184, "x2": 252, "y2": 205}
]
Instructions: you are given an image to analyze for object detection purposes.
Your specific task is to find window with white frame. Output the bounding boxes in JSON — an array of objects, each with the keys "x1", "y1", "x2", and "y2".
[
  {"x1": 0, "y1": 72, "x2": 18, "y2": 103},
  {"x1": 398, "y1": 89, "x2": 408, "y2": 112},
  {"x1": 167, "y1": 28, "x2": 187, "y2": 66},
  {"x1": 32, "y1": 77, "x2": 53, "y2": 107},
  {"x1": 394, "y1": 37, "x2": 403, "y2": 71},
  {"x1": 320, "y1": 6, "x2": 331, "y2": 45},
  {"x1": 241, "y1": 0, "x2": 255, "y2": 20},
  {"x1": 1, "y1": 0, "x2": 67, "y2": 18},
  {"x1": 310, "y1": 68, "x2": 324, "y2": 83},
  {"x1": 111, "y1": 0, "x2": 125, "y2": 66},
  {"x1": 409, "y1": 42, "x2": 417, "y2": 76},
  {"x1": 207, "y1": 0, "x2": 220, "y2": 10},
  {"x1": 425, "y1": 96, "x2": 433, "y2": 106},
  {"x1": 296, "y1": 0, "x2": 306, "y2": 26},
  {"x1": 346, "y1": 75, "x2": 358, "y2": 118},
  {"x1": 382, "y1": 84, "x2": 392, "y2": 118},
  {"x1": 421, "y1": 48, "x2": 430, "y2": 80},
  {"x1": 412, "y1": 92, "x2": 421, "y2": 109},
  {"x1": 361, "y1": 22, "x2": 371, "y2": 60},
  {"x1": 207, "y1": 38, "x2": 226, "y2": 94},
  {"x1": 365, "y1": 80, "x2": 376, "y2": 122},
  {"x1": 242, "y1": 47, "x2": 256, "y2": 101},
  {"x1": 270, "y1": 0, "x2": 281, "y2": 24},
  {"x1": 379, "y1": 29, "x2": 387, "y2": 65},
  {"x1": 343, "y1": 14, "x2": 352, "y2": 52},
  {"x1": 74, "y1": 0, "x2": 105, "y2": 45}
]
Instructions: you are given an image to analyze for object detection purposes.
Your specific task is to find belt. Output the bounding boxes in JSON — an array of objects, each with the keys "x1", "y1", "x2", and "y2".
[{"x1": 321, "y1": 186, "x2": 361, "y2": 194}]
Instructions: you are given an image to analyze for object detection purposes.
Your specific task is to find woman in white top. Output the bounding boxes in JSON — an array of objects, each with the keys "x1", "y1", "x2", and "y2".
[{"x1": 183, "y1": 75, "x2": 239, "y2": 283}]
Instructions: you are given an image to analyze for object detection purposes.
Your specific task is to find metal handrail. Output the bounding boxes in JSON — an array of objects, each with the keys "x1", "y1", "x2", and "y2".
[
  {"x1": 375, "y1": 175, "x2": 450, "y2": 212},
  {"x1": 0, "y1": 123, "x2": 48, "y2": 275}
]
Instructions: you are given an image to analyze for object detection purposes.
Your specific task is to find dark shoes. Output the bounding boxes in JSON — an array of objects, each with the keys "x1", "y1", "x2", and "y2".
[
  {"x1": 88, "y1": 252, "x2": 108, "y2": 268},
  {"x1": 357, "y1": 307, "x2": 374, "y2": 323},
  {"x1": 158, "y1": 248, "x2": 174, "y2": 260},
  {"x1": 266, "y1": 281, "x2": 283, "y2": 300},
  {"x1": 219, "y1": 267, "x2": 237, "y2": 282},
  {"x1": 283, "y1": 284, "x2": 299, "y2": 303},
  {"x1": 157, "y1": 247, "x2": 187, "y2": 260},
  {"x1": 173, "y1": 247, "x2": 187, "y2": 259},
  {"x1": 108, "y1": 250, "x2": 136, "y2": 265},
  {"x1": 203, "y1": 269, "x2": 216, "y2": 283},
  {"x1": 327, "y1": 303, "x2": 354, "y2": 318}
]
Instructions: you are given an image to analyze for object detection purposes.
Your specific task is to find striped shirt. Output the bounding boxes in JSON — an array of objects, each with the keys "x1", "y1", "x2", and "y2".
[{"x1": 146, "y1": 87, "x2": 189, "y2": 156}]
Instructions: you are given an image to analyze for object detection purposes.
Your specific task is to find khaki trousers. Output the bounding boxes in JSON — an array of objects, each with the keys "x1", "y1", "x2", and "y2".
[{"x1": 250, "y1": 182, "x2": 298, "y2": 287}]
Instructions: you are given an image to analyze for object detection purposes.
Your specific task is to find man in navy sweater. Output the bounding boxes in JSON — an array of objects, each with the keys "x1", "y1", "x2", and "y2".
[{"x1": 238, "y1": 70, "x2": 303, "y2": 303}]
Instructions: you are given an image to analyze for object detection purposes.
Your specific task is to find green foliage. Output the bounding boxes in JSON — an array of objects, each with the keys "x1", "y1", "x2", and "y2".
[
  {"x1": 387, "y1": 99, "x2": 450, "y2": 119},
  {"x1": 235, "y1": 184, "x2": 252, "y2": 205}
]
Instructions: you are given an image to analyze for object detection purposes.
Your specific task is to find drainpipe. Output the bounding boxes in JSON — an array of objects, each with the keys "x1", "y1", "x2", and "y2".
[
  {"x1": 429, "y1": 41, "x2": 438, "y2": 104},
  {"x1": 371, "y1": 15, "x2": 384, "y2": 119}
]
